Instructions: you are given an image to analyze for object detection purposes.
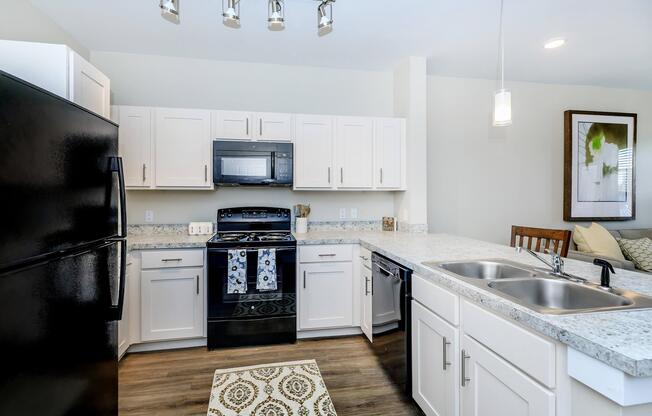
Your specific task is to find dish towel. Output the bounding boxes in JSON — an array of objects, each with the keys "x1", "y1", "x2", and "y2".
[
  {"x1": 256, "y1": 248, "x2": 277, "y2": 291},
  {"x1": 227, "y1": 249, "x2": 247, "y2": 294}
]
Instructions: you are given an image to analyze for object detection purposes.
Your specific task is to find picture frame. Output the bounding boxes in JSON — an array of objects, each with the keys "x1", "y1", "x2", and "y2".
[{"x1": 564, "y1": 110, "x2": 637, "y2": 221}]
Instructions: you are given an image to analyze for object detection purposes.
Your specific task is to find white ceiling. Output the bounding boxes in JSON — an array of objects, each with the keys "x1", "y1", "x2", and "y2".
[{"x1": 31, "y1": 0, "x2": 652, "y2": 90}]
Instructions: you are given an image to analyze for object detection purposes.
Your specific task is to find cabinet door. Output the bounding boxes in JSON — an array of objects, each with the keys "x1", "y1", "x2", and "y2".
[
  {"x1": 374, "y1": 118, "x2": 404, "y2": 189},
  {"x1": 294, "y1": 115, "x2": 335, "y2": 189},
  {"x1": 155, "y1": 108, "x2": 212, "y2": 188},
  {"x1": 360, "y1": 265, "x2": 373, "y2": 342},
  {"x1": 68, "y1": 50, "x2": 111, "y2": 118},
  {"x1": 213, "y1": 111, "x2": 253, "y2": 139},
  {"x1": 141, "y1": 267, "x2": 204, "y2": 341},
  {"x1": 335, "y1": 117, "x2": 374, "y2": 189},
  {"x1": 118, "y1": 106, "x2": 153, "y2": 188},
  {"x1": 299, "y1": 262, "x2": 353, "y2": 330},
  {"x1": 412, "y1": 301, "x2": 458, "y2": 416},
  {"x1": 460, "y1": 334, "x2": 555, "y2": 416},
  {"x1": 255, "y1": 112, "x2": 293, "y2": 141}
]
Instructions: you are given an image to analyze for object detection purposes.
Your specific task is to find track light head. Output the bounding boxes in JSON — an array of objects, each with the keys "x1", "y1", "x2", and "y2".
[
  {"x1": 317, "y1": 0, "x2": 334, "y2": 36},
  {"x1": 268, "y1": 0, "x2": 285, "y2": 31},
  {"x1": 160, "y1": 0, "x2": 180, "y2": 23},
  {"x1": 222, "y1": 0, "x2": 241, "y2": 28}
]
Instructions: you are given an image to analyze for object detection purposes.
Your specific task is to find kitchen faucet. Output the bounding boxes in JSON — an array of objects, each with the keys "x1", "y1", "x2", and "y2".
[{"x1": 515, "y1": 247, "x2": 588, "y2": 283}]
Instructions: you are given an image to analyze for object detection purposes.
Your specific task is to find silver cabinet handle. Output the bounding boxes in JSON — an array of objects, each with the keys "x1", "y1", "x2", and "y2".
[
  {"x1": 303, "y1": 270, "x2": 306, "y2": 289},
  {"x1": 204, "y1": 165, "x2": 208, "y2": 182},
  {"x1": 461, "y1": 349, "x2": 471, "y2": 387},
  {"x1": 259, "y1": 119, "x2": 263, "y2": 136},
  {"x1": 142, "y1": 164, "x2": 147, "y2": 182},
  {"x1": 318, "y1": 254, "x2": 337, "y2": 257},
  {"x1": 161, "y1": 258, "x2": 183, "y2": 262},
  {"x1": 365, "y1": 276, "x2": 371, "y2": 295},
  {"x1": 328, "y1": 167, "x2": 331, "y2": 184},
  {"x1": 196, "y1": 275, "x2": 199, "y2": 295},
  {"x1": 246, "y1": 118, "x2": 249, "y2": 136},
  {"x1": 340, "y1": 167, "x2": 343, "y2": 184},
  {"x1": 359, "y1": 255, "x2": 369, "y2": 261},
  {"x1": 443, "y1": 337, "x2": 452, "y2": 370},
  {"x1": 380, "y1": 168, "x2": 383, "y2": 184}
]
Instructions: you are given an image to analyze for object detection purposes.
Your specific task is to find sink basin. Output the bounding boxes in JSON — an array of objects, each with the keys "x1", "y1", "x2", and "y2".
[
  {"x1": 428, "y1": 260, "x2": 537, "y2": 280},
  {"x1": 488, "y1": 279, "x2": 633, "y2": 312}
]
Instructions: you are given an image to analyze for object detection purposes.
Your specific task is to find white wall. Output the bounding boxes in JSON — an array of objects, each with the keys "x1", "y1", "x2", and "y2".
[
  {"x1": 427, "y1": 75, "x2": 652, "y2": 244},
  {"x1": 0, "y1": 0, "x2": 89, "y2": 58},
  {"x1": 90, "y1": 51, "x2": 397, "y2": 224}
]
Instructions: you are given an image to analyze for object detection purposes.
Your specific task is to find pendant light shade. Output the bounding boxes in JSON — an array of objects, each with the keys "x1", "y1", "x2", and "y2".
[
  {"x1": 160, "y1": 0, "x2": 179, "y2": 21},
  {"x1": 317, "y1": 0, "x2": 334, "y2": 36},
  {"x1": 493, "y1": 0, "x2": 512, "y2": 127},
  {"x1": 493, "y1": 89, "x2": 512, "y2": 126},
  {"x1": 268, "y1": 0, "x2": 285, "y2": 31},
  {"x1": 222, "y1": 0, "x2": 241, "y2": 28}
]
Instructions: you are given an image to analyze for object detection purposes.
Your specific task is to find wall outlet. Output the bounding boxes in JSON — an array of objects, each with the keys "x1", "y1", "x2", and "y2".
[
  {"x1": 144, "y1": 210, "x2": 154, "y2": 223},
  {"x1": 339, "y1": 208, "x2": 347, "y2": 220},
  {"x1": 350, "y1": 208, "x2": 358, "y2": 219}
]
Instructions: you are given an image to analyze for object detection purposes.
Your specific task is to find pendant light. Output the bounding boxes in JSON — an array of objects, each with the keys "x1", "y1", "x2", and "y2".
[
  {"x1": 317, "y1": 0, "x2": 335, "y2": 37},
  {"x1": 160, "y1": 0, "x2": 179, "y2": 21},
  {"x1": 268, "y1": 0, "x2": 285, "y2": 31},
  {"x1": 222, "y1": 0, "x2": 241, "y2": 28},
  {"x1": 493, "y1": 0, "x2": 512, "y2": 127}
]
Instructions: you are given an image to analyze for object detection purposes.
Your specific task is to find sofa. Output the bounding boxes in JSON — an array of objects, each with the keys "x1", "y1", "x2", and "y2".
[{"x1": 568, "y1": 228, "x2": 652, "y2": 274}]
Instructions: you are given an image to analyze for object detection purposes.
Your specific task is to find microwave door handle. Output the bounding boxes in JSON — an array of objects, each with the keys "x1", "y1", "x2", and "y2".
[{"x1": 270, "y1": 152, "x2": 276, "y2": 180}]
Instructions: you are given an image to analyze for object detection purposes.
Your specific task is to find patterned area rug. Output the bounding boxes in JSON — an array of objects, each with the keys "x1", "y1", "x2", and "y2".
[{"x1": 207, "y1": 360, "x2": 338, "y2": 416}]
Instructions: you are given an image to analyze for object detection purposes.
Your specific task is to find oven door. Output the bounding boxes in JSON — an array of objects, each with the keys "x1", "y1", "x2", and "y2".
[{"x1": 207, "y1": 246, "x2": 297, "y2": 319}]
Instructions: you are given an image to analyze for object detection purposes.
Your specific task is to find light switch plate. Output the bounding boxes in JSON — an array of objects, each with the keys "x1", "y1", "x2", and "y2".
[
  {"x1": 144, "y1": 210, "x2": 154, "y2": 223},
  {"x1": 339, "y1": 208, "x2": 347, "y2": 220},
  {"x1": 350, "y1": 208, "x2": 358, "y2": 219}
]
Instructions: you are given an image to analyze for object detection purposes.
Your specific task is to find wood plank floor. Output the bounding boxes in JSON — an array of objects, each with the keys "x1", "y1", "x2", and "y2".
[{"x1": 119, "y1": 335, "x2": 422, "y2": 415}]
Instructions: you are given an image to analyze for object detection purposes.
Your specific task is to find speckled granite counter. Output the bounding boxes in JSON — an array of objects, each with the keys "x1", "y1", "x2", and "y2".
[{"x1": 129, "y1": 228, "x2": 652, "y2": 377}]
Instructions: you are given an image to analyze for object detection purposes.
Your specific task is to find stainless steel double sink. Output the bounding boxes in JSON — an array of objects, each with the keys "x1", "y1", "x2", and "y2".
[{"x1": 422, "y1": 260, "x2": 652, "y2": 315}]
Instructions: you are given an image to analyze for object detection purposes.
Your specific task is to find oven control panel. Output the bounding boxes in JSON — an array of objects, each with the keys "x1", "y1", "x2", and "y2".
[{"x1": 218, "y1": 207, "x2": 290, "y2": 222}]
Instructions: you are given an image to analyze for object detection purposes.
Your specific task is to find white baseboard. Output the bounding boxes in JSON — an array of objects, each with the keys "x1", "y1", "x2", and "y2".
[
  {"x1": 126, "y1": 337, "x2": 207, "y2": 354},
  {"x1": 297, "y1": 327, "x2": 362, "y2": 339}
]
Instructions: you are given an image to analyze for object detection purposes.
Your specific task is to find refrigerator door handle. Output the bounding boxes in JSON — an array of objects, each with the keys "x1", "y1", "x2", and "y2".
[
  {"x1": 106, "y1": 237, "x2": 127, "y2": 321},
  {"x1": 110, "y1": 156, "x2": 127, "y2": 238}
]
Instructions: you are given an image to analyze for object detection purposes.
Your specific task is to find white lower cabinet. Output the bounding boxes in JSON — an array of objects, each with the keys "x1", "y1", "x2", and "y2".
[
  {"x1": 412, "y1": 300, "x2": 459, "y2": 416},
  {"x1": 141, "y1": 267, "x2": 204, "y2": 341},
  {"x1": 460, "y1": 334, "x2": 555, "y2": 416},
  {"x1": 299, "y1": 261, "x2": 353, "y2": 330},
  {"x1": 360, "y1": 263, "x2": 373, "y2": 342}
]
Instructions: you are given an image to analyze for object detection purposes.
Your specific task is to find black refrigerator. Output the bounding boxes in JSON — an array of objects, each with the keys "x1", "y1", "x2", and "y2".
[{"x1": 0, "y1": 71, "x2": 126, "y2": 415}]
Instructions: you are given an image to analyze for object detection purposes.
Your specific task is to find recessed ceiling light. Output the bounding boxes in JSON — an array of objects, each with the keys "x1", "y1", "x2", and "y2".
[{"x1": 544, "y1": 38, "x2": 566, "y2": 49}]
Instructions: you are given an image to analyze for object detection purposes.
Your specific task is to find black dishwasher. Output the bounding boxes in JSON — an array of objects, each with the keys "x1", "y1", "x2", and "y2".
[{"x1": 371, "y1": 252, "x2": 413, "y2": 397}]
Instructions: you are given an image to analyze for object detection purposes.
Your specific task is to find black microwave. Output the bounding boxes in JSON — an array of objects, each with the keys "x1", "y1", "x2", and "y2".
[{"x1": 213, "y1": 140, "x2": 293, "y2": 187}]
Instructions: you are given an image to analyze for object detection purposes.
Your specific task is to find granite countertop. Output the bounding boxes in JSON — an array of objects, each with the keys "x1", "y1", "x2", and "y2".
[{"x1": 129, "y1": 228, "x2": 652, "y2": 377}]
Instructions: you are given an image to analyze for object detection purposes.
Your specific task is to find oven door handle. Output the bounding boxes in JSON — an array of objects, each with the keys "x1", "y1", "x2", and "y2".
[{"x1": 208, "y1": 247, "x2": 296, "y2": 253}]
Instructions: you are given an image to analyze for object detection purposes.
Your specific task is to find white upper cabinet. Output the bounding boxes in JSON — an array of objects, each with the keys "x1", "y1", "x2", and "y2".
[
  {"x1": 335, "y1": 117, "x2": 374, "y2": 189},
  {"x1": 0, "y1": 40, "x2": 111, "y2": 118},
  {"x1": 154, "y1": 108, "x2": 213, "y2": 188},
  {"x1": 294, "y1": 115, "x2": 335, "y2": 189},
  {"x1": 374, "y1": 118, "x2": 405, "y2": 189},
  {"x1": 255, "y1": 112, "x2": 293, "y2": 141},
  {"x1": 117, "y1": 106, "x2": 153, "y2": 188},
  {"x1": 68, "y1": 50, "x2": 111, "y2": 118},
  {"x1": 213, "y1": 111, "x2": 253, "y2": 140}
]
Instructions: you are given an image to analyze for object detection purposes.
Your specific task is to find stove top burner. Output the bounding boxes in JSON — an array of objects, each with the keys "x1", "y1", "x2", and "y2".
[{"x1": 211, "y1": 232, "x2": 294, "y2": 244}]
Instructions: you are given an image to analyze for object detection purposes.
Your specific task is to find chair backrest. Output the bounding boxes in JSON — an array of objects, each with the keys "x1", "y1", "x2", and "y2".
[{"x1": 510, "y1": 226, "x2": 572, "y2": 257}]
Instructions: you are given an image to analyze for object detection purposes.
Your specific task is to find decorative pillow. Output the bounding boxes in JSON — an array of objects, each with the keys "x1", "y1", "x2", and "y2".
[
  {"x1": 573, "y1": 223, "x2": 626, "y2": 261},
  {"x1": 617, "y1": 238, "x2": 652, "y2": 272}
]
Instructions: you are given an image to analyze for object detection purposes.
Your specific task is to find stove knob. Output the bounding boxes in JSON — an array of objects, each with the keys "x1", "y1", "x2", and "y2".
[
  {"x1": 227, "y1": 213, "x2": 232, "y2": 218},
  {"x1": 277, "y1": 212, "x2": 282, "y2": 217}
]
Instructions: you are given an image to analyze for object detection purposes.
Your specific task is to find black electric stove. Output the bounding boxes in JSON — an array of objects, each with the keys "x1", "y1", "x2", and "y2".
[{"x1": 206, "y1": 207, "x2": 297, "y2": 349}]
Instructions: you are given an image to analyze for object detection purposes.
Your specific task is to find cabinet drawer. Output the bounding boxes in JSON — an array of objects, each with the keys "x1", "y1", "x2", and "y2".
[
  {"x1": 141, "y1": 249, "x2": 204, "y2": 269},
  {"x1": 359, "y1": 246, "x2": 372, "y2": 269},
  {"x1": 413, "y1": 274, "x2": 459, "y2": 326},
  {"x1": 299, "y1": 245, "x2": 353, "y2": 263},
  {"x1": 461, "y1": 299, "x2": 556, "y2": 388}
]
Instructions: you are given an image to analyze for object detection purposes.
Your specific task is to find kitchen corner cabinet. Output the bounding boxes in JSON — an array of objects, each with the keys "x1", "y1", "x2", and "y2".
[
  {"x1": 460, "y1": 334, "x2": 555, "y2": 416},
  {"x1": 335, "y1": 117, "x2": 374, "y2": 189},
  {"x1": 0, "y1": 40, "x2": 110, "y2": 118},
  {"x1": 154, "y1": 108, "x2": 213, "y2": 189},
  {"x1": 374, "y1": 118, "x2": 405, "y2": 189},
  {"x1": 412, "y1": 300, "x2": 459, "y2": 416},
  {"x1": 141, "y1": 267, "x2": 204, "y2": 342},
  {"x1": 117, "y1": 106, "x2": 153, "y2": 188},
  {"x1": 294, "y1": 115, "x2": 335, "y2": 189}
]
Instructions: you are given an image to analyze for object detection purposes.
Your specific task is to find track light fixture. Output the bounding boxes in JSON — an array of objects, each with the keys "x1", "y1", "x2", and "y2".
[
  {"x1": 493, "y1": 0, "x2": 512, "y2": 127},
  {"x1": 159, "y1": 0, "x2": 337, "y2": 35},
  {"x1": 317, "y1": 0, "x2": 335, "y2": 36},
  {"x1": 160, "y1": 0, "x2": 179, "y2": 22},
  {"x1": 222, "y1": 0, "x2": 241, "y2": 29},
  {"x1": 268, "y1": 0, "x2": 285, "y2": 31}
]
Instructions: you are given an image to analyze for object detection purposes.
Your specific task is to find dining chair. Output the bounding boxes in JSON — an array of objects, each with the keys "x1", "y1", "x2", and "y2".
[{"x1": 510, "y1": 226, "x2": 572, "y2": 258}]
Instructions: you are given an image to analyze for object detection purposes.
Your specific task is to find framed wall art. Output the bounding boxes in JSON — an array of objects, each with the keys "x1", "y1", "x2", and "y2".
[{"x1": 564, "y1": 110, "x2": 637, "y2": 221}]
